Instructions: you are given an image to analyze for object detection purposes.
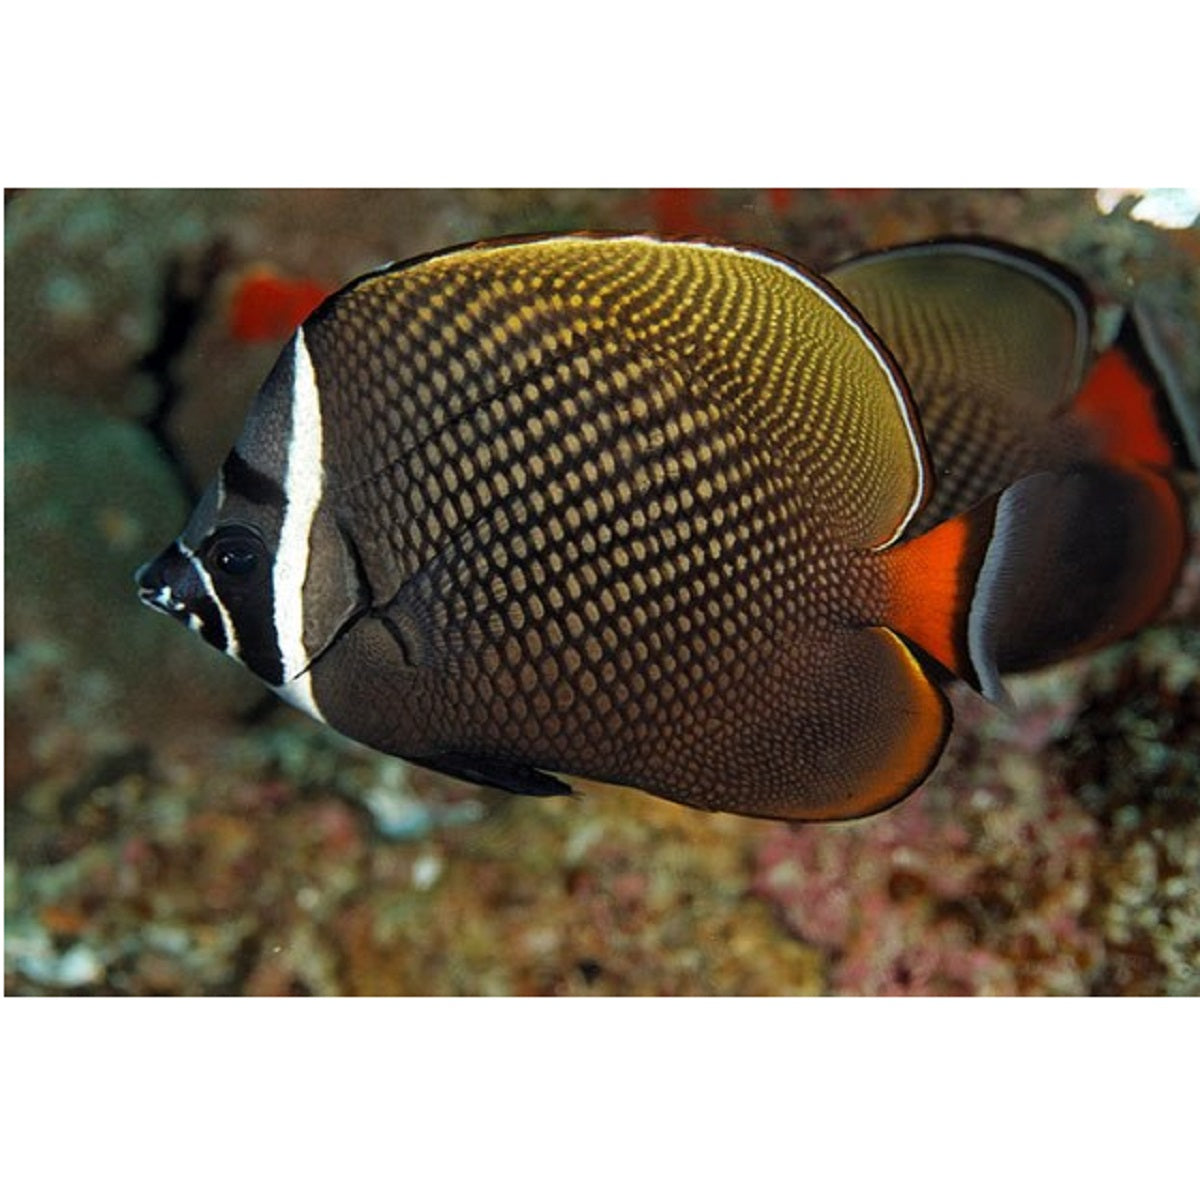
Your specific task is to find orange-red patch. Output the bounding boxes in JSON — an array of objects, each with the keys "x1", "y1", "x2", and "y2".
[
  {"x1": 1074, "y1": 345, "x2": 1174, "y2": 468},
  {"x1": 765, "y1": 188, "x2": 792, "y2": 216},
  {"x1": 230, "y1": 268, "x2": 330, "y2": 343},
  {"x1": 40, "y1": 904, "x2": 89, "y2": 936},
  {"x1": 883, "y1": 514, "x2": 971, "y2": 679},
  {"x1": 650, "y1": 188, "x2": 711, "y2": 236}
]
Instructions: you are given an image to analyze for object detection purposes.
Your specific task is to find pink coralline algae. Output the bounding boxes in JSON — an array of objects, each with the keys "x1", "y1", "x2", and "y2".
[{"x1": 751, "y1": 766, "x2": 1107, "y2": 996}]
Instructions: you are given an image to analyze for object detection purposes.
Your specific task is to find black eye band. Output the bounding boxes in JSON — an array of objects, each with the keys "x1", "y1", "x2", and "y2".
[
  {"x1": 214, "y1": 540, "x2": 259, "y2": 577},
  {"x1": 137, "y1": 539, "x2": 234, "y2": 655},
  {"x1": 191, "y1": 593, "x2": 229, "y2": 652},
  {"x1": 205, "y1": 526, "x2": 267, "y2": 582},
  {"x1": 222, "y1": 450, "x2": 287, "y2": 508},
  {"x1": 191, "y1": 525, "x2": 283, "y2": 686}
]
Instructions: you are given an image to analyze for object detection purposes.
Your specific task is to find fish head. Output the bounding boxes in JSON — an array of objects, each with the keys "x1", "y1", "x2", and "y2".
[
  {"x1": 135, "y1": 472, "x2": 286, "y2": 683},
  {"x1": 135, "y1": 331, "x2": 368, "y2": 707}
]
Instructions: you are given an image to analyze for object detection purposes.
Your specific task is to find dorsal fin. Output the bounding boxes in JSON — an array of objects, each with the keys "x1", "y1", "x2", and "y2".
[
  {"x1": 829, "y1": 238, "x2": 1098, "y2": 531},
  {"x1": 829, "y1": 237, "x2": 1093, "y2": 423}
]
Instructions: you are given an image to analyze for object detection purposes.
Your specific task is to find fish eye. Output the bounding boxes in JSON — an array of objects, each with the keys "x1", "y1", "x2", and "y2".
[{"x1": 206, "y1": 526, "x2": 265, "y2": 580}]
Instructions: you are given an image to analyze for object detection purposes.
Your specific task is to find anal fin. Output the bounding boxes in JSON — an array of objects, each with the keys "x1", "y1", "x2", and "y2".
[{"x1": 785, "y1": 626, "x2": 952, "y2": 822}]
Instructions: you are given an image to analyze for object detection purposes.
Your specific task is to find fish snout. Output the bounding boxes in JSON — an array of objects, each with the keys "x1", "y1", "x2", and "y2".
[{"x1": 134, "y1": 544, "x2": 192, "y2": 619}]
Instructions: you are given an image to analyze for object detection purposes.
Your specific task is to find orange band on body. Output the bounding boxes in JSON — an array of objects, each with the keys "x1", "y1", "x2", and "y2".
[{"x1": 882, "y1": 515, "x2": 971, "y2": 679}]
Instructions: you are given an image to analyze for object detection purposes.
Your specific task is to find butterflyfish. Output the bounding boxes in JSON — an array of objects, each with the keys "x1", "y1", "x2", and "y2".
[
  {"x1": 135, "y1": 235, "x2": 1188, "y2": 820},
  {"x1": 829, "y1": 237, "x2": 1195, "y2": 681}
]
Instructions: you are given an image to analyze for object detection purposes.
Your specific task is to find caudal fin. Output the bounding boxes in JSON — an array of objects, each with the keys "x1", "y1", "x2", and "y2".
[{"x1": 884, "y1": 463, "x2": 1189, "y2": 700}]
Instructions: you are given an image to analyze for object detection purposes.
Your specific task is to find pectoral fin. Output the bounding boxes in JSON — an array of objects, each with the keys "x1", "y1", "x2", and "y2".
[{"x1": 408, "y1": 750, "x2": 572, "y2": 797}]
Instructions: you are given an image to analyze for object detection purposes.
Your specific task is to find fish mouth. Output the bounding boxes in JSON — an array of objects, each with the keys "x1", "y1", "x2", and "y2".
[
  {"x1": 134, "y1": 549, "x2": 190, "y2": 621},
  {"x1": 134, "y1": 539, "x2": 252, "y2": 669}
]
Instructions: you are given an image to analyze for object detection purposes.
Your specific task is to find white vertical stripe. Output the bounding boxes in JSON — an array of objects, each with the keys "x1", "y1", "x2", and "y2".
[
  {"x1": 968, "y1": 487, "x2": 1018, "y2": 711},
  {"x1": 176, "y1": 538, "x2": 241, "y2": 660},
  {"x1": 272, "y1": 329, "x2": 326, "y2": 721},
  {"x1": 273, "y1": 673, "x2": 325, "y2": 720}
]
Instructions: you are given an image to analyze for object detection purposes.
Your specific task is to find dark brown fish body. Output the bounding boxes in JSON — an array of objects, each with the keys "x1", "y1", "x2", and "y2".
[
  {"x1": 136, "y1": 234, "x2": 1192, "y2": 820},
  {"x1": 829, "y1": 239, "x2": 1195, "y2": 677},
  {"x1": 298, "y1": 238, "x2": 939, "y2": 818}
]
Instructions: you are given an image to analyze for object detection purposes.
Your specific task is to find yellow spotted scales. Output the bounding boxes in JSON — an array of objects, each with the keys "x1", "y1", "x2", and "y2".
[{"x1": 300, "y1": 237, "x2": 940, "y2": 817}]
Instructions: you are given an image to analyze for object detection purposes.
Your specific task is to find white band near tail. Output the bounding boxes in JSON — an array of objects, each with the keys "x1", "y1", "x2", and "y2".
[
  {"x1": 271, "y1": 329, "x2": 326, "y2": 721},
  {"x1": 967, "y1": 484, "x2": 1022, "y2": 710}
]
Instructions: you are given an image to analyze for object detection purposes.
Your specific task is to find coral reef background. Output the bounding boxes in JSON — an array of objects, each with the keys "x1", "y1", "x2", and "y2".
[{"x1": 5, "y1": 187, "x2": 1199, "y2": 995}]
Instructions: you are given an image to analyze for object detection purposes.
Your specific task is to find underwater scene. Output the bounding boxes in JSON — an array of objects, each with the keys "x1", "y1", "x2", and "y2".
[{"x1": 5, "y1": 187, "x2": 1199, "y2": 996}]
